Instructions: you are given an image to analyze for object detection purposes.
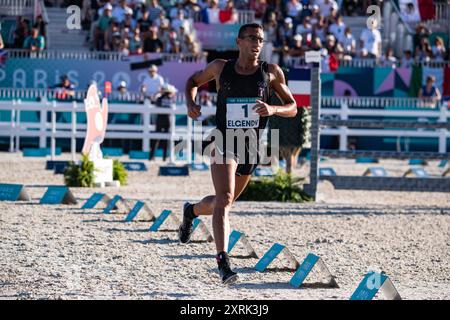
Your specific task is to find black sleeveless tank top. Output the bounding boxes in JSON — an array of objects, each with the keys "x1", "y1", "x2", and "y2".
[{"x1": 216, "y1": 59, "x2": 271, "y2": 135}]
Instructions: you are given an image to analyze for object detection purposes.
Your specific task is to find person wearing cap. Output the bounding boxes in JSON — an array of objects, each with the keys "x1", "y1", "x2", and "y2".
[
  {"x1": 140, "y1": 64, "x2": 165, "y2": 101},
  {"x1": 149, "y1": 83, "x2": 178, "y2": 161},
  {"x1": 94, "y1": 3, "x2": 113, "y2": 50}
]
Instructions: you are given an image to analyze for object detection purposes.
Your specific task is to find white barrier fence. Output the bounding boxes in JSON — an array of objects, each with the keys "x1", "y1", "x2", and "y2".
[
  {"x1": 0, "y1": 98, "x2": 217, "y2": 163},
  {"x1": 0, "y1": 96, "x2": 448, "y2": 162}
]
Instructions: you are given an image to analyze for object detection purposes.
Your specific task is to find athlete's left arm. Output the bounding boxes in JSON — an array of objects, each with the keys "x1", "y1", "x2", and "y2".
[{"x1": 253, "y1": 64, "x2": 297, "y2": 117}]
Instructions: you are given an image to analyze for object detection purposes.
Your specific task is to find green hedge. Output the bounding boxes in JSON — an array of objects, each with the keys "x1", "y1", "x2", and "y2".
[{"x1": 237, "y1": 171, "x2": 312, "y2": 202}]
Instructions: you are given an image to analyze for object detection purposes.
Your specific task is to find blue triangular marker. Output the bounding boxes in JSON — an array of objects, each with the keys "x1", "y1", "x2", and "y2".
[
  {"x1": 319, "y1": 167, "x2": 336, "y2": 176},
  {"x1": 124, "y1": 201, "x2": 145, "y2": 222},
  {"x1": 350, "y1": 271, "x2": 388, "y2": 300},
  {"x1": 149, "y1": 209, "x2": 173, "y2": 231},
  {"x1": 412, "y1": 168, "x2": 428, "y2": 177},
  {"x1": 123, "y1": 162, "x2": 147, "y2": 171},
  {"x1": 289, "y1": 253, "x2": 320, "y2": 287},
  {"x1": 129, "y1": 151, "x2": 150, "y2": 159},
  {"x1": 81, "y1": 193, "x2": 105, "y2": 209},
  {"x1": 228, "y1": 230, "x2": 243, "y2": 253},
  {"x1": 189, "y1": 163, "x2": 209, "y2": 171},
  {"x1": 438, "y1": 160, "x2": 448, "y2": 168},
  {"x1": 159, "y1": 166, "x2": 189, "y2": 176},
  {"x1": 40, "y1": 186, "x2": 77, "y2": 205},
  {"x1": 0, "y1": 184, "x2": 30, "y2": 201},
  {"x1": 255, "y1": 243, "x2": 286, "y2": 272},
  {"x1": 103, "y1": 195, "x2": 122, "y2": 214}
]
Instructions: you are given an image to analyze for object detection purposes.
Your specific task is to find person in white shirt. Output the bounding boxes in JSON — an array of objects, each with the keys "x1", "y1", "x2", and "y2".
[
  {"x1": 329, "y1": 15, "x2": 346, "y2": 43},
  {"x1": 171, "y1": 10, "x2": 191, "y2": 33},
  {"x1": 140, "y1": 65, "x2": 165, "y2": 101},
  {"x1": 432, "y1": 37, "x2": 446, "y2": 61},
  {"x1": 340, "y1": 27, "x2": 355, "y2": 56},
  {"x1": 360, "y1": 21, "x2": 382, "y2": 58},
  {"x1": 379, "y1": 47, "x2": 397, "y2": 68},
  {"x1": 295, "y1": 16, "x2": 312, "y2": 38},
  {"x1": 401, "y1": 2, "x2": 421, "y2": 27}
]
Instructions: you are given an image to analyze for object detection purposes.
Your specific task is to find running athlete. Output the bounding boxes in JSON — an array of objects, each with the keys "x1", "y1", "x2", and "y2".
[{"x1": 179, "y1": 23, "x2": 298, "y2": 284}]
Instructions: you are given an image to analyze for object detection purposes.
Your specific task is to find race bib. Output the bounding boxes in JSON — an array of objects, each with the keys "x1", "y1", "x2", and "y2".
[{"x1": 226, "y1": 97, "x2": 260, "y2": 129}]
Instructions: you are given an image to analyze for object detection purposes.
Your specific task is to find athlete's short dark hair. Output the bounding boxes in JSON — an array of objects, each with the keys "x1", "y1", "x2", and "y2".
[{"x1": 238, "y1": 23, "x2": 263, "y2": 38}]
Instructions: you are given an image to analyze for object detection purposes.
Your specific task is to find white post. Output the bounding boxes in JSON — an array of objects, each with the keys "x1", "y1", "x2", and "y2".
[
  {"x1": 187, "y1": 114, "x2": 192, "y2": 164},
  {"x1": 169, "y1": 105, "x2": 176, "y2": 164},
  {"x1": 51, "y1": 101, "x2": 56, "y2": 160},
  {"x1": 143, "y1": 99, "x2": 151, "y2": 151},
  {"x1": 9, "y1": 102, "x2": 15, "y2": 152},
  {"x1": 71, "y1": 101, "x2": 77, "y2": 162},
  {"x1": 15, "y1": 100, "x2": 21, "y2": 152},
  {"x1": 339, "y1": 100, "x2": 349, "y2": 151},
  {"x1": 39, "y1": 96, "x2": 48, "y2": 148},
  {"x1": 438, "y1": 102, "x2": 448, "y2": 153}
]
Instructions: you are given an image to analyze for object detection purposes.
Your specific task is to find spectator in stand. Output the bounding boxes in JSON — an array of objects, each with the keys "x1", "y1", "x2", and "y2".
[
  {"x1": 169, "y1": 0, "x2": 187, "y2": 19},
  {"x1": 171, "y1": 9, "x2": 191, "y2": 32},
  {"x1": 149, "y1": 83, "x2": 177, "y2": 162},
  {"x1": 122, "y1": 7, "x2": 136, "y2": 29},
  {"x1": 278, "y1": 17, "x2": 295, "y2": 48},
  {"x1": 329, "y1": 15, "x2": 346, "y2": 43},
  {"x1": 0, "y1": 33, "x2": 4, "y2": 50},
  {"x1": 318, "y1": 0, "x2": 338, "y2": 19},
  {"x1": 136, "y1": 5, "x2": 153, "y2": 33},
  {"x1": 23, "y1": 27, "x2": 46, "y2": 52},
  {"x1": 413, "y1": 22, "x2": 431, "y2": 53},
  {"x1": 119, "y1": 38, "x2": 130, "y2": 55},
  {"x1": 325, "y1": 34, "x2": 337, "y2": 54},
  {"x1": 342, "y1": 0, "x2": 358, "y2": 16},
  {"x1": 261, "y1": 12, "x2": 279, "y2": 64},
  {"x1": 312, "y1": 15, "x2": 327, "y2": 43},
  {"x1": 143, "y1": 26, "x2": 163, "y2": 54},
  {"x1": 340, "y1": 27, "x2": 356, "y2": 57},
  {"x1": 148, "y1": 0, "x2": 164, "y2": 21},
  {"x1": 401, "y1": 2, "x2": 421, "y2": 27},
  {"x1": 154, "y1": 10, "x2": 170, "y2": 28},
  {"x1": 112, "y1": 0, "x2": 130, "y2": 24},
  {"x1": 360, "y1": 19, "x2": 382, "y2": 59},
  {"x1": 432, "y1": 37, "x2": 446, "y2": 61},
  {"x1": 129, "y1": 28, "x2": 143, "y2": 54},
  {"x1": 140, "y1": 64, "x2": 165, "y2": 102},
  {"x1": 164, "y1": 30, "x2": 181, "y2": 53},
  {"x1": 181, "y1": 33, "x2": 201, "y2": 56},
  {"x1": 33, "y1": 15, "x2": 47, "y2": 40},
  {"x1": 104, "y1": 20, "x2": 121, "y2": 51},
  {"x1": 309, "y1": 4, "x2": 320, "y2": 25},
  {"x1": 418, "y1": 75, "x2": 441, "y2": 105},
  {"x1": 115, "y1": 80, "x2": 132, "y2": 100},
  {"x1": 94, "y1": 3, "x2": 113, "y2": 50},
  {"x1": 401, "y1": 50, "x2": 415, "y2": 67},
  {"x1": 415, "y1": 38, "x2": 433, "y2": 62},
  {"x1": 13, "y1": 16, "x2": 30, "y2": 49},
  {"x1": 295, "y1": 15, "x2": 312, "y2": 41},
  {"x1": 51, "y1": 75, "x2": 76, "y2": 100},
  {"x1": 379, "y1": 47, "x2": 397, "y2": 68},
  {"x1": 249, "y1": 0, "x2": 268, "y2": 20},
  {"x1": 284, "y1": 34, "x2": 305, "y2": 65},
  {"x1": 285, "y1": 0, "x2": 303, "y2": 21},
  {"x1": 220, "y1": 0, "x2": 238, "y2": 24}
]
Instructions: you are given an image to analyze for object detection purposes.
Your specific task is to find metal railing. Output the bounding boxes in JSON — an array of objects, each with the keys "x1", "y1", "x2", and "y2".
[
  {"x1": 0, "y1": 0, "x2": 33, "y2": 16},
  {"x1": 5, "y1": 49, "x2": 208, "y2": 62}
]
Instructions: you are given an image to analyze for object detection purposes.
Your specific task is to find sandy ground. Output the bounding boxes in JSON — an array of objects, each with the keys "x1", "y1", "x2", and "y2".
[{"x1": 0, "y1": 152, "x2": 449, "y2": 300}]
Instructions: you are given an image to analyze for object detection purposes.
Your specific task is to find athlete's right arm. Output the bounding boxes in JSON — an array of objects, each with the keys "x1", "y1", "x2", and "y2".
[{"x1": 185, "y1": 59, "x2": 225, "y2": 120}]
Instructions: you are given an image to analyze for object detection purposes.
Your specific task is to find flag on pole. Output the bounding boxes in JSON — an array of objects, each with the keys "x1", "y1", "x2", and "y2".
[{"x1": 288, "y1": 67, "x2": 311, "y2": 108}]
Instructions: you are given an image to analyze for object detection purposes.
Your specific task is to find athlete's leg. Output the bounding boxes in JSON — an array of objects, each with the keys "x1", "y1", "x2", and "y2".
[
  {"x1": 210, "y1": 161, "x2": 237, "y2": 253},
  {"x1": 192, "y1": 174, "x2": 252, "y2": 216}
]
